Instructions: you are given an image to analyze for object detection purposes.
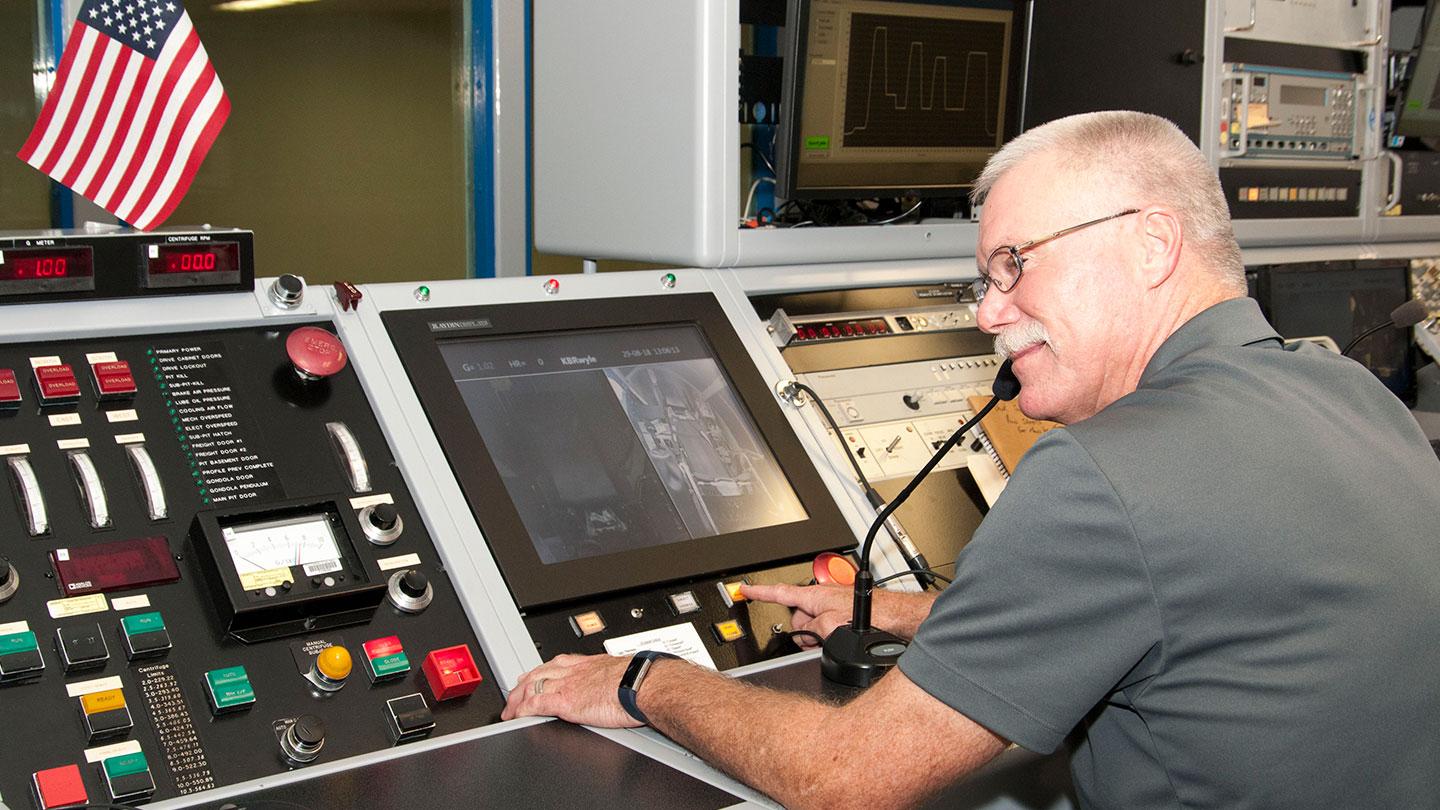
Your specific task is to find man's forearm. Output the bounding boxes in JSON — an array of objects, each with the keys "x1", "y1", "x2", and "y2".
[
  {"x1": 874, "y1": 587, "x2": 937, "y2": 640},
  {"x1": 639, "y1": 659, "x2": 852, "y2": 808}
]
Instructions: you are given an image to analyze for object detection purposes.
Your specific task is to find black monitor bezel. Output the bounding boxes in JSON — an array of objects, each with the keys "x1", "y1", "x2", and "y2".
[
  {"x1": 775, "y1": 0, "x2": 1029, "y2": 200},
  {"x1": 1398, "y1": 1, "x2": 1440, "y2": 138},
  {"x1": 383, "y1": 293, "x2": 855, "y2": 609}
]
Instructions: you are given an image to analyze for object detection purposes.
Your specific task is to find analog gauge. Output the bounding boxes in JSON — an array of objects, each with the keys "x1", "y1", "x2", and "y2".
[{"x1": 222, "y1": 514, "x2": 342, "y2": 575}]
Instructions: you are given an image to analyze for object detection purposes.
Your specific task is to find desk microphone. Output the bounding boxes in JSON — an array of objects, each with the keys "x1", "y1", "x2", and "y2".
[
  {"x1": 821, "y1": 359, "x2": 1021, "y2": 687},
  {"x1": 1341, "y1": 300, "x2": 1430, "y2": 357}
]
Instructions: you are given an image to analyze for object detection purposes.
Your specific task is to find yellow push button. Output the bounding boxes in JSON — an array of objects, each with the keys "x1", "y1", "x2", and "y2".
[
  {"x1": 712, "y1": 620, "x2": 746, "y2": 643},
  {"x1": 316, "y1": 646, "x2": 353, "y2": 682},
  {"x1": 81, "y1": 689, "x2": 127, "y2": 716},
  {"x1": 718, "y1": 580, "x2": 748, "y2": 608},
  {"x1": 569, "y1": 611, "x2": 606, "y2": 637}
]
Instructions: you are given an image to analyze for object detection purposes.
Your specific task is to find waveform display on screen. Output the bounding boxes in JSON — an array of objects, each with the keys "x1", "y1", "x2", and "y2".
[{"x1": 841, "y1": 12, "x2": 1007, "y2": 149}]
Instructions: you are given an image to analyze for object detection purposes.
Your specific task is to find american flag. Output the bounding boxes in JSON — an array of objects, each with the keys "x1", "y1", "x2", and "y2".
[{"x1": 18, "y1": 0, "x2": 229, "y2": 231}]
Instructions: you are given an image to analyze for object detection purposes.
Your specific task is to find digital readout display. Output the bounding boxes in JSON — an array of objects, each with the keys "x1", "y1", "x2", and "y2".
[
  {"x1": 0, "y1": 247, "x2": 94, "y2": 291},
  {"x1": 147, "y1": 242, "x2": 240, "y2": 276}
]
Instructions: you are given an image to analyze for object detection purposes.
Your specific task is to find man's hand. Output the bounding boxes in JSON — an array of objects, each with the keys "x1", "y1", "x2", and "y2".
[
  {"x1": 741, "y1": 582, "x2": 853, "y2": 647},
  {"x1": 501, "y1": 653, "x2": 642, "y2": 728},
  {"x1": 744, "y1": 581, "x2": 938, "y2": 644}
]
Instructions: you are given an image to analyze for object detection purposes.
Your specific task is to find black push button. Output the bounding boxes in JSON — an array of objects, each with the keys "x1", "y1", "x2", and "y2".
[
  {"x1": 55, "y1": 623, "x2": 109, "y2": 671},
  {"x1": 386, "y1": 693, "x2": 436, "y2": 743}
]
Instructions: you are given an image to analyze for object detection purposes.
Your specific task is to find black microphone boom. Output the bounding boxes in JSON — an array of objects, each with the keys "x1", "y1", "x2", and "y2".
[
  {"x1": 820, "y1": 359, "x2": 1022, "y2": 687},
  {"x1": 1341, "y1": 299, "x2": 1430, "y2": 357}
]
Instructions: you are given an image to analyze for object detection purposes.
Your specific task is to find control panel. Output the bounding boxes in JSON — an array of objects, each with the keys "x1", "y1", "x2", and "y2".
[
  {"x1": 751, "y1": 283, "x2": 1004, "y2": 591},
  {"x1": 797, "y1": 356, "x2": 1003, "y2": 483},
  {"x1": 1221, "y1": 65, "x2": 1359, "y2": 160},
  {"x1": 0, "y1": 233, "x2": 507, "y2": 809}
]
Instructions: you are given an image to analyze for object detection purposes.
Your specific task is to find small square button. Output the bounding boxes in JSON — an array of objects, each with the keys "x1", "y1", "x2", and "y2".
[
  {"x1": 0, "y1": 630, "x2": 45, "y2": 683},
  {"x1": 712, "y1": 620, "x2": 746, "y2": 644},
  {"x1": 34, "y1": 363, "x2": 80, "y2": 403},
  {"x1": 667, "y1": 591, "x2": 701, "y2": 615},
  {"x1": 102, "y1": 751, "x2": 156, "y2": 802},
  {"x1": 120, "y1": 612, "x2": 171, "y2": 659},
  {"x1": 32, "y1": 764, "x2": 87, "y2": 809},
  {"x1": 55, "y1": 623, "x2": 109, "y2": 671},
  {"x1": 386, "y1": 693, "x2": 436, "y2": 743},
  {"x1": 0, "y1": 368, "x2": 20, "y2": 407},
  {"x1": 568, "y1": 611, "x2": 606, "y2": 637},
  {"x1": 204, "y1": 665, "x2": 255, "y2": 714},
  {"x1": 717, "y1": 580, "x2": 748, "y2": 608},
  {"x1": 91, "y1": 360, "x2": 137, "y2": 399},
  {"x1": 363, "y1": 635, "x2": 411, "y2": 683}
]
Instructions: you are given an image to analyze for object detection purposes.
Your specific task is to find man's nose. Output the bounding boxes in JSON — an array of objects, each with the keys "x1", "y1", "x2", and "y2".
[{"x1": 976, "y1": 284, "x2": 1018, "y2": 334}]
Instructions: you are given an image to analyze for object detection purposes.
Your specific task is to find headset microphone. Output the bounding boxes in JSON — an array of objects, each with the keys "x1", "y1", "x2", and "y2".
[{"x1": 820, "y1": 359, "x2": 1021, "y2": 687}]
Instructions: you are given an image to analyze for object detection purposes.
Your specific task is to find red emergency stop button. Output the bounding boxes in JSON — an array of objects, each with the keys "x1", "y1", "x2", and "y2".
[
  {"x1": 813, "y1": 552, "x2": 858, "y2": 586},
  {"x1": 286, "y1": 326, "x2": 347, "y2": 380}
]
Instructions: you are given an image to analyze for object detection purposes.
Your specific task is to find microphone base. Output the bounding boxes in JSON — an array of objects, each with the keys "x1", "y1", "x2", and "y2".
[{"x1": 820, "y1": 624, "x2": 908, "y2": 688}]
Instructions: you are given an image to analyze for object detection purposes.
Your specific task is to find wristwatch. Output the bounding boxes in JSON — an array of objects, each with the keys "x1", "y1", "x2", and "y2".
[{"x1": 617, "y1": 650, "x2": 680, "y2": 725}]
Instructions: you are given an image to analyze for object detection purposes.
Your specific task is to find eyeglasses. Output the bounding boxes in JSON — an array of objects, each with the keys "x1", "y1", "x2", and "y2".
[{"x1": 970, "y1": 209, "x2": 1141, "y2": 301}]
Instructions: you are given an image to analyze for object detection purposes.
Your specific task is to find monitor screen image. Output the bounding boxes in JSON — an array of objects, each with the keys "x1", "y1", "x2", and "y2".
[
  {"x1": 438, "y1": 325, "x2": 808, "y2": 566},
  {"x1": 778, "y1": 0, "x2": 1020, "y2": 199}
]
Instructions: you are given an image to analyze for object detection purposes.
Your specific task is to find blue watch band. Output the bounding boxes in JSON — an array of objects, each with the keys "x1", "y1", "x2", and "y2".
[{"x1": 618, "y1": 650, "x2": 680, "y2": 725}]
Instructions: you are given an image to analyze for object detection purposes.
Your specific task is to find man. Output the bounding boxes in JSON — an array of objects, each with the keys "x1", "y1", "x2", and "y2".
[{"x1": 502, "y1": 111, "x2": 1440, "y2": 808}]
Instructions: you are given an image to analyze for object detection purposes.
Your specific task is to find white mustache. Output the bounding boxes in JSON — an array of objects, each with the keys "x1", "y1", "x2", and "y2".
[{"x1": 993, "y1": 321, "x2": 1051, "y2": 359}]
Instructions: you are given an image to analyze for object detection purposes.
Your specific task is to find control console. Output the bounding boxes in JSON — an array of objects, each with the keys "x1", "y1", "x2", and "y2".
[{"x1": 0, "y1": 231, "x2": 505, "y2": 809}]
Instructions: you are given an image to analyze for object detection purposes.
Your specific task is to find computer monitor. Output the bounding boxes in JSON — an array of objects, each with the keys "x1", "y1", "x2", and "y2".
[
  {"x1": 1397, "y1": 1, "x2": 1440, "y2": 137},
  {"x1": 776, "y1": 0, "x2": 1026, "y2": 200},
  {"x1": 1255, "y1": 260, "x2": 1417, "y2": 402},
  {"x1": 383, "y1": 294, "x2": 856, "y2": 608}
]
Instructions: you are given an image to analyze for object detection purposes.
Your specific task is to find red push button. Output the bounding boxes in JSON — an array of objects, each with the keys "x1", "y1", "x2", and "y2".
[
  {"x1": 422, "y1": 644, "x2": 482, "y2": 701},
  {"x1": 34, "y1": 363, "x2": 80, "y2": 403},
  {"x1": 91, "y1": 360, "x2": 137, "y2": 398},
  {"x1": 0, "y1": 368, "x2": 19, "y2": 407},
  {"x1": 813, "y1": 552, "x2": 858, "y2": 587},
  {"x1": 32, "y1": 763, "x2": 88, "y2": 809},
  {"x1": 286, "y1": 327, "x2": 347, "y2": 380}
]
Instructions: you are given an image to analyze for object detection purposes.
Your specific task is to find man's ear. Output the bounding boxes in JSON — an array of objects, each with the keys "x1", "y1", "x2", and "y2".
[{"x1": 1137, "y1": 206, "x2": 1183, "y2": 289}]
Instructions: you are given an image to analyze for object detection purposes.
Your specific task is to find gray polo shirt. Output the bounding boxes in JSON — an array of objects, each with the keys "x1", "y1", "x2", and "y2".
[{"x1": 900, "y1": 298, "x2": 1440, "y2": 809}]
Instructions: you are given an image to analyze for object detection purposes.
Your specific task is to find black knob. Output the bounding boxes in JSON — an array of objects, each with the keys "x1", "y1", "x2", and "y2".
[
  {"x1": 292, "y1": 714, "x2": 326, "y2": 747},
  {"x1": 1176, "y1": 48, "x2": 1201, "y2": 66},
  {"x1": 902, "y1": 394, "x2": 921, "y2": 411},
  {"x1": 399, "y1": 570, "x2": 428, "y2": 598},
  {"x1": 0, "y1": 563, "x2": 10, "y2": 586},
  {"x1": 277, "y1": 274, "x2": 303, "y2": 295},
  {"x1": 369, "y1": 503, "x2": 399, "y2": 531}
]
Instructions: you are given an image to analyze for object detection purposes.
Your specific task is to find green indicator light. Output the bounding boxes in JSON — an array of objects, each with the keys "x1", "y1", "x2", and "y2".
[{"x1": 804, "y1": 135, "x2": 831, "y2": 150}]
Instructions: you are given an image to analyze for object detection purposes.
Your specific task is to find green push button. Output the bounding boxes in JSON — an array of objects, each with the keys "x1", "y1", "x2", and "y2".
[
  {"x1": 205, "y1": 665, "x2": 255, "y2": 712},
  {"x1": 103, "y1": 752, "x2": 149, "y2": 779},
  {"x1": 0, "y1": 630, "x2": 38, "y2": 655},
  {"x1": 371, "y1": 652, "x2": 410, "y2": 678},
  {"x1": 122, "y1": 612, "x2": 165, "y2": 635}
]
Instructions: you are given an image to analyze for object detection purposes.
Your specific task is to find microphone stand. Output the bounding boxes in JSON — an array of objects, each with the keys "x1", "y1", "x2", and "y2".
[{"x1": 821, "y1": 360, "x2": 1020, "y2": 687}]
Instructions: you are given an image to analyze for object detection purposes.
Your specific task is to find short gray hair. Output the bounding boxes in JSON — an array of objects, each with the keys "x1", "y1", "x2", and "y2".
[{"x1": 973, "y1": 111, "x2": 1245, "y2": 292}]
